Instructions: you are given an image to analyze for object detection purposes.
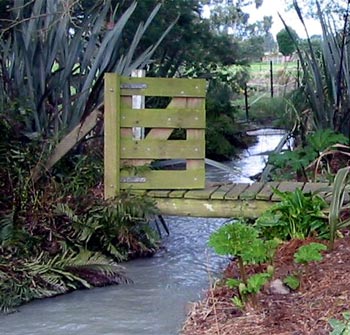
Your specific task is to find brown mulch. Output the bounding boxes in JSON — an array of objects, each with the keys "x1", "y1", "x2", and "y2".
[{"x1": 181, "y1": 237, "x2": 350, "y2": 335}]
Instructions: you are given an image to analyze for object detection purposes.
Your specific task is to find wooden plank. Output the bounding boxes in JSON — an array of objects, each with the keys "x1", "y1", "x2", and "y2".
[
  {"x1": 144, "y1": 128, "x2": 173, "y2": 140},
  {"x1": 120, "y1": 169, "x2": 205, "y2": 189},
  {"x1": 168, "y1": 190, "x2": 187, "y2": 198},
  {"x1": 256, "y1": 182, "x2": 279, "y2": 200},
  {"x1": 120, "y1": 139, "x2": 205, "y2": 159},
  {"x1": 240, "y1": 182, "x2": 265, "y2": 200},
  {"x1": 120, "y1": 108, "x2": 205, "y2": 128},
  {"x1": 186, "y1": 160, "x2": 205, "y2": 171},
  {"x1": 155, "y1": 198, "x2": 273, "y2": 218},
  {"x1": 146, "y1": 190, "x2": 172, "y2": 198},
  {"x1": 271, "y1": 182, "x2": 305, "y2": 201},
  {"x1": 211, "y1": 184, "x2": 236, "y2": 200},
  {"x1": 303, "y1": 182, "x2": 330, "y2": 194},
  {"x1": 104, "y1": 73, "x2": 120, "y2": 199},
  {"x1": 120, "y1": 77, "x2": 206, "y2": 98},
  {"x1": 225, "y1": 183, "x2": 250, "y2": 200},
  {"x1": 184, "y1": 185, "x2": 220, "y2": 199}
]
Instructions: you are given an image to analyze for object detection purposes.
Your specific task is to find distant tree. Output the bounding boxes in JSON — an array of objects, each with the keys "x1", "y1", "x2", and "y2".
[
  {"x1": 276, "y1": 27, "x2": 299, "y2": 56},
  {"x1": 286, "y1": 0, "x2": 348, "y2": 19},
  {"x1": 263, "y1": 32, "x2": 277, "y2": 52}
]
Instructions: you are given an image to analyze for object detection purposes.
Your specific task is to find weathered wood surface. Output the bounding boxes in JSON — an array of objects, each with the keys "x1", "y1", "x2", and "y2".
[
  {"x1": 136, "y1": 181, "x2": 332, "y2": 218},
  {"x1": 105, "y1": 74, "x2": 207, "y2": 194}
]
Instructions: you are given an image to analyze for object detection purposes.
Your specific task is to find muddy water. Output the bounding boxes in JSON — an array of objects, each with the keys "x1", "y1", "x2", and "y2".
[{"x1": 1, "y1": 128, "x2": 285, "y2": 335}]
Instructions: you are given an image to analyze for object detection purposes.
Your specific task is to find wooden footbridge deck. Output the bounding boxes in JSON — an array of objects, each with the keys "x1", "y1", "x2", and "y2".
[
  {"x1": 103, "y1": 74, "x2": 333, "y2": 219},
  {"x1": 135, "y1": 181, "x2": 331, "y2": 218}
]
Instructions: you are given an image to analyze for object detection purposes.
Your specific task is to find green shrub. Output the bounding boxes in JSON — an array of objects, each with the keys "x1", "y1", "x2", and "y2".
[{"x1": 255, "y1": 188, "x2": 328, "y2": 240}]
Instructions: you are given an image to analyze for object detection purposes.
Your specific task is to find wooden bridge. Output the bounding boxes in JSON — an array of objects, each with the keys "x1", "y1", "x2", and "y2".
[
  {"x1": 103, "y1": 74, "x2": 332, "y2": 218},
  {"x1": 135, "y1": 181, "x2": 331, "y2": 218}
]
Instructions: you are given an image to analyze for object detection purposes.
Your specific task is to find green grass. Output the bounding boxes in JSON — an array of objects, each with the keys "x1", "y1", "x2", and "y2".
[
  {"x1": 249, "y1": 61, "x2": 299, "y2": 75},
  {"x1": 234, "y1": 95, "x2": 290, "y2": 128}
]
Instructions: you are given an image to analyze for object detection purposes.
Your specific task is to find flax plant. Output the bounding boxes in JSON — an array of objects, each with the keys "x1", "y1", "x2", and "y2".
[
  {"x1": 280, "y1": 0, "x2": 350, "y2": 136},
  {"x1": 0, "y1": 0, "x2": 174, "y2": 175},
  {"x1": 328, "y1": 166, "x2": 350, "y2": 249}
]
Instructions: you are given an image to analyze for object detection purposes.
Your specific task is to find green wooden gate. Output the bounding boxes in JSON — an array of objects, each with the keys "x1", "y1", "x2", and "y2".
[{"x1": 104, "y1": 73, "x2": 207, "y2": 199}]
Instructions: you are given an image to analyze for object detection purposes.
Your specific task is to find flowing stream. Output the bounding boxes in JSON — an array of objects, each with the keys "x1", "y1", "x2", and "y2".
[{"x1": 1, "y1": 128, "x2": 286, "y2": 335}]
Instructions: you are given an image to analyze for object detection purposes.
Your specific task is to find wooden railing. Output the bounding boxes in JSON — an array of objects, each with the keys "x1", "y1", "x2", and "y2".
[{"x1": 104, "y1": 73, "x2": 207, "y2": 199}]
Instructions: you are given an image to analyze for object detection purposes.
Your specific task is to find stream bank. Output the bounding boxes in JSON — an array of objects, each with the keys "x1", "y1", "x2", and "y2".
[{"x1": 1, "y1": 128, "x2": 286, "y2": 335}]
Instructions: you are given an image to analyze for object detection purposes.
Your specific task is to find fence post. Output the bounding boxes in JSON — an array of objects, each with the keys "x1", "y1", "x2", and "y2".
[
  {"x1": 297, "y1": 59, "x2": 300, "y2": 88},
  {"x1": 104, "y1": 73, "x2": 120, "y2": 199},
  {"x1": 270, "y1": 60, "x2": 274, "y2": 98},
  {"x1": 244, "y1": 84, "x2": 249, "y2": 122},
  {"x1": 131, "y1": 69, "x2": 146, "y2": 140}
]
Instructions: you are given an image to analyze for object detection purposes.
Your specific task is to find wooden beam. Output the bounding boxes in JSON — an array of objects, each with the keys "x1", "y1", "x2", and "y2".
[
  {"x1": 104, "y1": 73, "x2": 120, "y2": 199},
  {"x1": 154, "y1": 198, "x2": 273, "y2": 218}
]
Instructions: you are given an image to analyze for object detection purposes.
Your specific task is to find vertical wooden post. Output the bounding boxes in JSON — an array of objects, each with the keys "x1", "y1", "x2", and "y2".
[
  {"x1": 270, "y1": 60, "x2": 274, "y2": 98},
  {"x1": 104, "y1": 73, "x2": 121, "y2": 199},
  {"x1": 244, "y1": 84, "x2": 249, "y2": 122},
  {"x1": 131, "y1": 69, "x2": 146, "y2": 140},
  {"x1": 297, "y1": 59, "x2": 300, "y2": 88}
]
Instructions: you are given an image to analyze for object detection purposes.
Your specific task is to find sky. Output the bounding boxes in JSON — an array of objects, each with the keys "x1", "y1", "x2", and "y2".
[
  {"x1": 203, "y1": 0, "x2": 322, "y2": 39},
  {"x1": 246, "y1": 0, "x2": 322, "y2": 38}
]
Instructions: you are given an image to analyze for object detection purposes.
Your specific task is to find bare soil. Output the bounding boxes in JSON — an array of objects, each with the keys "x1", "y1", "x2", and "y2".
[{"x1": 181, "y1": 237, "x2": 350, "y2": 335}]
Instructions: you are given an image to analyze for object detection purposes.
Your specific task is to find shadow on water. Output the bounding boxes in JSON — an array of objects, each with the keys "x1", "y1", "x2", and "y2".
[{"x1": 0, "y1": 129, "x2": 285, "y2": 335}]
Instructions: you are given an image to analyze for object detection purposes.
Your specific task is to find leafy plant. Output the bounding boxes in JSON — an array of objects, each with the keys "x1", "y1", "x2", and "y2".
[
  {"x1": 0, "y1": 250, "x2": 128, "y2": 313},
  {"x1": 209, "y1": 221, "x2": 279, "y2": 307},
  {"x1": 328, "y1": 167, "x2": 350, "y2": 249},
  {"x1": 292, "y1": 241, "x2": 327, "y2": 289},
  {"x1": 294, "y1": 242, "x2": 327, "y2": 264},
  {"x1": 255, "y1": 188, "x2": 328, "y2": 240},
  {"x1": 57, "y1": 194, "x2": 160, "y2": 261},
  {"x1": 227, "y1": 272, "x2": 272, "y2": 309},
  {"x1": 283, "y1": 274, "x2": 300, "y2": 290},
  {"x1": 280, "y1": 1, "x2": 350, "y2": 136},
  {"x1": 329, "y1": 311, "x2": 350, "y2": 335},
  {"x1": 269, "y1": 129, "x2": 347, "y2": 181}
]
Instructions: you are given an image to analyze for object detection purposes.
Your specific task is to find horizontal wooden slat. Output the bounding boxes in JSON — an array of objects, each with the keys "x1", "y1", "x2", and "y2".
[
  {"x1": 303, "y1": 182, "x2": 330, "y2": 194},
  {"x1": 120, "y1": 77, "x2": 206, "y2": 97},
  {"x1": 120, "y1": 139, "x2": 205, "y2": 159},
  {"x1": 225, "y1": 183, "x2": 250, "y2": 200},
  {"x1": 120, "y1": 169, "x2": 205, "y2": 189},
  {"x1": 120, "y1": 108, "x2": 205, "y2": 128},
  {"x1": 271, "y1": 182, "x2": 305, "y2": 201},
  {"x1": 184, "y1": 186, "x2": 220, "y2": 200},
  {"x1": 211, "y1": 184, "x2": 236, "y2": 200},
  {"x1": 240, "y1": 182, "x2": 265, "y2": 200},
  {"x1": 146, "y1": 190, "x2": 172, "y2": 198},
  {"x1": 256, "y1": 182, "x2": 279, "y2": 200},
  {"x1": 168, "y1": 190, "x2": 187, "y2": 198}
]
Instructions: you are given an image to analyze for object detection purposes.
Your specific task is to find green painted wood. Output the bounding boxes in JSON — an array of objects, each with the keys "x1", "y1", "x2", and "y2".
[
  {"x1": 120, "y1": 77, "x2": 206, "y2": 98},
  {"x1": 303, "y1": 182, "x2": 330, "y2": 194},
  {"x1": 104, "y1": 73, "x2": 120, "y2": 198},
  {"x1": 271, "y1": 182, "x2": 305, "y2": 201},
  {"x1": 168, "y1": 190, "x2": 187, "y2": 198},
  {"x1": 154, "y1": 198, "x2": 273, "y2": 218},
  {"x1": 210, "y1": 184, "x2": 236, "y2": 200},
  {"x1": 120, "y1": 139, "x2": 205, "y2": 159},
  {"x1": 146, "y1": 190, "x2": 172, "y2": 197},
  {"x1": 240, "y1": 182, "x2": 265, "y2": 200},
  {"x1": 225, "y1": 183, "x2": 250, "y2": 200},
  {"x1": 120, "y1": 169, "x2": 205, "y2": 189},
  {"x1": 256, "y1": 182, "x2": 279, "y2": 200},
  {"x1": 120, "y1": 108, "x2": 205, "y2": 128},
  {"x1": 184, "y1": 185, "x2": 220, "y2": 199}
]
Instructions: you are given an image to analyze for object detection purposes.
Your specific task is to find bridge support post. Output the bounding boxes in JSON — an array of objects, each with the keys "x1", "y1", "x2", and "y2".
[{"x1": 104, "y1": 73, "x2": 121, "y2": 199}]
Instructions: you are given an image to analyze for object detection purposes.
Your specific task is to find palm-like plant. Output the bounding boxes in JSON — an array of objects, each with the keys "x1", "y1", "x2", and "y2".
[
  {"x1": 0, "y1": 0, "x2": 174, "y2": 177},
  {"x1": 0, "y1": 249, "x2": 128, "y2": 313},
  {"x1": 280, "y1": 0, "x2": 350, "y2": 135}
]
